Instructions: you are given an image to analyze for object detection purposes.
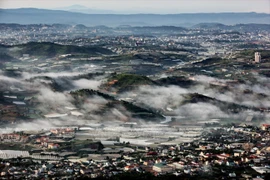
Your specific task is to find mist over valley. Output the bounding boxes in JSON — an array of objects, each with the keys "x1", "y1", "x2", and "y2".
[{"x1": 0, "y1": 3, "x2": 270, "y2": 179}]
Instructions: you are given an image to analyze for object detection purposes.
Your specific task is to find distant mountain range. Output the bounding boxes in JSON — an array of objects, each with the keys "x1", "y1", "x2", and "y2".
[
  {"x1": 55, "y1": 5, "x2": 117, "y2": 14},
  {"x1": 0, "y1": 8, "x2": 269, "y2": 26}
]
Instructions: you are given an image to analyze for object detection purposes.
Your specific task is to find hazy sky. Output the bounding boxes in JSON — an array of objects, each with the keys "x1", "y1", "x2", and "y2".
[{"x1": 1, "y1": 0, "x2": 270, "y2": 14}]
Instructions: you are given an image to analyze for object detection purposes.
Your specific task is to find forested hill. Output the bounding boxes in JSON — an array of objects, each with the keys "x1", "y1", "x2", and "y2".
[{"x1": 2, "y1": 42, "x2": 113, "y2": 57}]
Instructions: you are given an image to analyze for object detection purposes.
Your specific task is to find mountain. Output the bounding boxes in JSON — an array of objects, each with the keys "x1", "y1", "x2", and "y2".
[
  {"x1": 0, "y1": 8, "x2": 269, "y2": 26},
  {"x1": 181, "y1": 93, "x2": 260, "y2": 113},
  {"x1": 102, "y1": 73, "x2": 159, "y2": 93},
  {"x1": 61, "y1": 5, "x2": 89, "y2": 10},
  {"x1": 56, "y1": 5, "x2": 116, "y2": 14},
  {"x1": 70, "y1": 89, "x2": 164, "y2": 121}
]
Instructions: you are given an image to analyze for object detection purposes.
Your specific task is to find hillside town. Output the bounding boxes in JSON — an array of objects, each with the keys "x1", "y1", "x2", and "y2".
[{"x1": 0, "y1": 123, "x2": 270, "y2": 179}]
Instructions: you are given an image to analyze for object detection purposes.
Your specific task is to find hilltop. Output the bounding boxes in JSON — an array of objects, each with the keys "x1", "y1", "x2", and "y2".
[
  {"x1": 193, "y1": 57, "x2": 225, "y2": 66},
  {"x1": 156, "y1": 76, "x2": 198, "y2": 88},
  {"x1": 102, "y1": 73, "x2": 158, "y2": 93},
  {"x1": 181, "y1": 93, "x2": 257, "y2": 113},
  {"x1": 70, "y1": 89, "x2": 164, "y2": 121}
]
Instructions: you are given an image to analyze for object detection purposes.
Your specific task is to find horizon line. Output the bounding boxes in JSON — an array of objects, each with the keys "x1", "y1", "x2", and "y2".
[{"x1": 1, "y1": 7, "x2": 270, "y2": 15}]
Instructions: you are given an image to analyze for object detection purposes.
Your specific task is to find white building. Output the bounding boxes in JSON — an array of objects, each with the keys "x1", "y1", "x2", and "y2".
[{"x1": 255, "y1": 52, "x2": 261, "y2": 63}]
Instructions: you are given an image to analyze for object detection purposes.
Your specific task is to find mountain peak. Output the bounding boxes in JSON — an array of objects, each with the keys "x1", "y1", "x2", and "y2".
[{"x1": 65, "y1": 4, "x2": 89, "y2": 10}]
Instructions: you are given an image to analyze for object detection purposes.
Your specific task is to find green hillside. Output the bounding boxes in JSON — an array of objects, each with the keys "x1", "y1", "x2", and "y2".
[
  {"x1": 181, "y1": 93, "x2": 259, "y2": 113},
  {"x1": 104, "y1": 73, "x2": 158, "y2": 93},
  {"x1": 156, "y1": 76, "x2": 198, "y2": 88},
  {"x1": 239, "y1": 49, "x2": 270, "y2": 60},
  {"x1": 0, "y1": 53, "x2": 18, "y2": 62},
  {"x1": 12, "y1": 42, "x2": 113, "y2": 57},
  {"x1": 71, "y1": 89, "x2": 164, "y2": 121},
  {"x1": 193, "y1": 57, "x2": 225, "y2": 66}
]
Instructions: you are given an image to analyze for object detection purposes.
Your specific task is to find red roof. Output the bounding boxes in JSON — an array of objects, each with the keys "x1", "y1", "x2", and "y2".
[{"x1": 147, "y1": 151, "x2": 158, "y2": 156}]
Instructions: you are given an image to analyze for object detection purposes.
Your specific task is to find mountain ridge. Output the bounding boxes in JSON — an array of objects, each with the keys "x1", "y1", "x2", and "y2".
[{"x1": 0, "y1": 8, "x2": 269, "y2": 26}]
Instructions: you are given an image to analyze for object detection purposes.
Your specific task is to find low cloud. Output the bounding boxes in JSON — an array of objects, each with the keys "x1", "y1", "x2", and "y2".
[
  {"x1": 72, "y1": 79, "x2": 102, "y2": 90},
  {"x1": 174, "y1": 102, "x2": 229, "y2": 120}
]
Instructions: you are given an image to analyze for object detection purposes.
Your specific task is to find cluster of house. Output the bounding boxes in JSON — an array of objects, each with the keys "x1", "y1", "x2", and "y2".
[
  {"x1": 50, "y1": 128, "x2": 75, "y2": 135},
  {"x1": 0, "y1": 133, "x2": 28, "y2": 143},
  {"x1": 35, "y1": 136, "x2": 60, "y2": 150},
  {"x1": 0, "y1": 123, "x2": 269, "y2": 179}
]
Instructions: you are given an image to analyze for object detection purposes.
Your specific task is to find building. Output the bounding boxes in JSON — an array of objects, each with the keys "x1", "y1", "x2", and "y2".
[
  {"x1": 0, "y1": 150, "x2": 30, "y2": 159},
  {"x1": 152, "y1": 163, "x2": 173, "y2": 173},
  {"x1": 261, "y1": 124, "x2": 270, "y2": 131},
  {"x1": 255, "y1": 52, "x2": 261, "y2": 63},
  {"x1": 0, "y1": 133, "x2": 28, "y2": 142},
  {"x1": 124, "y1": 165, "x2": 137, "y2": 171},
  {"x1": 48, "y1": 143, "x2": 60, "y2": 149}
]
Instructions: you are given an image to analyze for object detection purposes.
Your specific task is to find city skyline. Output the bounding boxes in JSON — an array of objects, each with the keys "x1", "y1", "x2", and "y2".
[{"x1": 1, "y1": 0, "x2": 270, "y2": 14}]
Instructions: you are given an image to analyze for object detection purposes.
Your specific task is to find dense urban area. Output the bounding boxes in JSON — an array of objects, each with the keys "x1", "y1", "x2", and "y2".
[{"x1": 0, "y1": 19, "x2": 270, "y2": 180}]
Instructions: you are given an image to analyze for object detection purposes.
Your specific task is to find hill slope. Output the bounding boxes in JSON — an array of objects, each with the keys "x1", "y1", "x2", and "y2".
[
  {"x1": 156, "y1": 76, "x2": 198, "y2": 88},
  {"x1": 7, "y1": 42, "x2": 113, "y2": 57},
  {"x1": 181, "y1": 93, "x2": 260, "y2": 113},
  {"x1": 102, "y1": 73, "x2": 159, "y2": 93},
  {"x1": 70, "y1": 89, "x2": 164, "y2": 121},
  {"x1": 0, "y1": 53, "x2": 18, "y2": 62}
]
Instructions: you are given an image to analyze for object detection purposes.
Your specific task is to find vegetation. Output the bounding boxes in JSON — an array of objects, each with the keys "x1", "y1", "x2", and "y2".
[
  {"x1": 193, "y1": 57, "x2": 224, "y2": 66},
  {"x1": 11, "y1": 42, "x2": 113, "y2": 57},
  {"x1": 71, "y1": 89, "x2": 114, "y2": 101},
  {"x1": 0, "y1": 53, "x2": 18, "y2": 62},
  {"x1": 239, "y1": 49, "x2": 270, "y2": 60},
  {"x1": 156, "y1": 76, "x2": 198, "y2": 88},
  {"x1": 0, "y1": 143, "x2": 34, "y2": 151},
  {"x1": 181, "y1": 93, "x2": 259, "y2": 113},
  {"x1": 236, "y1": 43, "x2": 260, "y2": 49},
  {"x1": 70, "y1": 89, "x2": 164, "y2": 121},
  {"x1": 58, "y1": 140, "x2": 103, "y2": 152},
  {"x1": 104, "y1": 73, "x2": 158, "y2": 93}
]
